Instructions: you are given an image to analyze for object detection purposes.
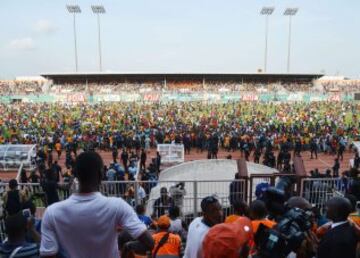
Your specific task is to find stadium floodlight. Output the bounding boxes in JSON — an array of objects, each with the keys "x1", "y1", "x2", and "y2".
[
  {"x1": 284, "y1": 8, "x2": 299, "y2": 73},
  {"x1": 260, "y1": 7, "x2": 275, "y2": 73},
  {"x1": 66, "y1": 5, "x2": 82, "y2": 72},
  {"x1": 91, "y1": 5, "x2": 106, "y2": 72}
]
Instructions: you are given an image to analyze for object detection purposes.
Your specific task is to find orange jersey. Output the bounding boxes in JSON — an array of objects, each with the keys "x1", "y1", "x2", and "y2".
[
  {"x1": 251, "y1": 219, "x2": 276, "y2": 233},
  {"x1": 152, "y1": 232, "x2": 181, "y2": 257}
]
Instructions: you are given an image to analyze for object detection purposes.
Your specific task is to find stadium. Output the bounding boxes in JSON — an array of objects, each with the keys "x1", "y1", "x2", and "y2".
[{"x1": 0, "y1": 1, "x2": 360, "y2": 258}]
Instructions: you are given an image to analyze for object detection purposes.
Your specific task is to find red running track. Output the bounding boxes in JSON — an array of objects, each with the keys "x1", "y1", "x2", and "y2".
[{"x1": 0, "y1": 148, "x2": 354, "y2": 180}]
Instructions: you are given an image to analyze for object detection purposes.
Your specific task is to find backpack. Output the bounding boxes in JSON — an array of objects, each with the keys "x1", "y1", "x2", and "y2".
[{"x1": 5, "y1": 190, "x2": 22, "y2": 216}]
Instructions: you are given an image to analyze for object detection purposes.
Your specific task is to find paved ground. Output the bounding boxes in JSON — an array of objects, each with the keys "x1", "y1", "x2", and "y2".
[{"x1": 0, "y1": 148, "x2": 354, "y2": 181}]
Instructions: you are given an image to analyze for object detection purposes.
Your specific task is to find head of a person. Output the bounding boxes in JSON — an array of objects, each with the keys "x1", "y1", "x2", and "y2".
[
  {"x1": 8, "y1": 179, "x2": 18, "y2": 190},
  {"x1": 5, "y1": 213, "x2": 27, "y2": 242},
  {"x1": 157, "y1": 215, "x2": 171, "y2": 231},
  {"x1": 234, "y1": 173, "x2": 240, "y2": 180},
  {"x1": 160, "y1": 187, "x2": 168, "y2": 198},
  {"x1": 75, "y1": 152, "x2": 104, "y2": 192},
  {"x1": 250, "y1": 200, "x2": 268, "y2": 220},
  {"x1": 326, "y1": 197, "x2": 352, "y2": 222},
  {"x1": 169, "y1": 206, "x2": 180, "y2": 219},
  {"x1": 201, "y1": 196, "x2": 223, "y2": 226},
  {"x1": 203, "y1": 217, "x2": 253, "y2": 258},
  {"x1": 233, "y1": 199, "x2": 249, "y2": 217},
  {"x1": 345, "y1": 194, "x2": 357, "y2": 213},
  {"x1": 135, "y1": 204, "x2": 145, "y2": 215}
]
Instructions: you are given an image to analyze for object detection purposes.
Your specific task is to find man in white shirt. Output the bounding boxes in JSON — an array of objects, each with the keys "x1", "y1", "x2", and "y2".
[
  {"x1": 184, "y1": 196, "x2": 223, "y2": 258},
  {"x1": 40, "y1": 151, "x2": 154, "y2": 258}
]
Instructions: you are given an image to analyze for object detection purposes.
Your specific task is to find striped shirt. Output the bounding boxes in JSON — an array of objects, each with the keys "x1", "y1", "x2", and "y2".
[{"x1": 0, "y1": 242, "x2": 39, "y2": 258}]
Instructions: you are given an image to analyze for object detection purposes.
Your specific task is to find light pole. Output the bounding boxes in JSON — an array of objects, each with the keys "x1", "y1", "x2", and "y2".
[
  {"x1": 284, "y1": 8, "x2": 298, "y2": 73},
  {"x1": 66, "y1": 5, "x2": 81, "y2": 72},
  {"x1": 91, "y1": 5, "x2": 106, "y2": 72},
  {"x1": 260, "y1": 7, "x2": 275, "y2": 73}
]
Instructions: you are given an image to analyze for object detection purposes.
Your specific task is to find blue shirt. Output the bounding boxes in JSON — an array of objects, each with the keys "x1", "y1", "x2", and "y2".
[
  {"x1": 138, "y1": 215, "x2": 152, "y2": 227},
  {"x1": 0, "y1": 241, "x2": 39, "y2": 258}
]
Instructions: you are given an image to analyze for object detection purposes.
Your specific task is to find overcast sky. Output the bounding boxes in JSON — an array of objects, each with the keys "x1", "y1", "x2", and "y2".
[{"x1": 0, "y1": 0, "x2": 359, "y2": 79}]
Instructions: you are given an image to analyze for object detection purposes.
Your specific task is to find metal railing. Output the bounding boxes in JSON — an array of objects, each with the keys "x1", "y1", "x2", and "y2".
[
  {"x1": 0, "y1": 176, "x2": 348, "y2": 220},
  {"x1": 300, "y1": 177, "x2": 346, "y2": 214}
]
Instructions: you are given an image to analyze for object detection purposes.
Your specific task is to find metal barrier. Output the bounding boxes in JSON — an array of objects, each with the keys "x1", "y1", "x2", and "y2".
[
  {"x1": 0, "y1": 177, "x2": 348, "y2": 219},
  {"x1": 300, "y1": 178, "x2": 346, "y2": 214}
]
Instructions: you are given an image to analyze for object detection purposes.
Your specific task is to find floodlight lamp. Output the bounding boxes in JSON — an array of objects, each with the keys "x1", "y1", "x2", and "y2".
[
  {"x1": 66, "y1": 5, "x2": 81, "y2": 13},
  {"x1": 284, "y1": 8, "x2": 298, "y2": 16},
  {"x1": 91, "y1": 5, "x2": 106, "y2": 14},
  {"x1": 260, "y1": 7, "x2": 275, "y2": 15}
]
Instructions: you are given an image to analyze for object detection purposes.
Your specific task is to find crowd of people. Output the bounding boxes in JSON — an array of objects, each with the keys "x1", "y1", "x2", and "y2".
[
  {"x1": 1, "y1": 78, "x2": 360, "y2": 95},
  {"x1": 0, "y1": 81, "x2": 44, "y2": 95},
  {"x1": 1, "y1": 152, "x2": 360, "y2": 258},
  {"x1": 1, "y1": 101, "x2": 359, "y2": 170}
]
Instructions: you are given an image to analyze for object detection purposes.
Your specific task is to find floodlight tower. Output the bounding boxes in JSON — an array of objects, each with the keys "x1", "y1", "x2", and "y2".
[
  {"x1": 91, "y1": 5, "x2": 106, "y2": 72},
  {"x1": 260, "y1": 7, "x2": 275, "y2": 73},
  {"x1": 284, "y1": 8, "x2": 299, "y2": 73},
  {"x1": 66, "y1": 5, "x2": 81, "y2": 72}
]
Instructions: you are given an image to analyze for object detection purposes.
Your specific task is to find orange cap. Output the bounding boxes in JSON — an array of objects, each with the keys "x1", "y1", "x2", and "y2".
[
  {"x1": 203, "y1": 217, "x2": 253, "y2": 258},
  {"x1": 157, "y1": 215, "x2": 171, "y2": 229}
]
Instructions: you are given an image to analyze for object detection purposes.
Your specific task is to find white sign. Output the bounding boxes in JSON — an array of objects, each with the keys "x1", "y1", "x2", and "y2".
[{"x1": 157, "y1": 144, "x2": 184, "y2": 163}]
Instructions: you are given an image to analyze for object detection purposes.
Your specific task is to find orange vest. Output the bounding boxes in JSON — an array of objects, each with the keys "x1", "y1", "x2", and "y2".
[{"x1": 152, "y1": 232, "x2": 181, "y2": 257}]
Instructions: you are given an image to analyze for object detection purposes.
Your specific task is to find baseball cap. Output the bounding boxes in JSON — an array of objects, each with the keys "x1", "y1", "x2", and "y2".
[
  {"x1": 203, "y1": 217, "x2": 253, "y2": 258},
  {"x1": 157, "y1": 215, "x2": 171, "y2": 229}
]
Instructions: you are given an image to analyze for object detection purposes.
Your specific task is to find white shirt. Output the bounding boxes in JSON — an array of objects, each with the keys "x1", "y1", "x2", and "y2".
[
  {"x1": 40, "y1": 192, "x2": 146, "y2": 258},
  {"x1": 184, "y1": 217, "x2": 210, "y2": 258}
]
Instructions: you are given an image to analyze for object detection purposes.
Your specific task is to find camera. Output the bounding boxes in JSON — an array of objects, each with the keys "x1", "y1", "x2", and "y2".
[{"x1": 255, "y1": 207, "x2": 313, "y2": 258}]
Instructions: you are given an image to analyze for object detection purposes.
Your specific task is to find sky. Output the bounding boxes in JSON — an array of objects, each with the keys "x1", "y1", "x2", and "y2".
[{"x1": 0, "y1": 0, "x2": 359, "y2": 79}]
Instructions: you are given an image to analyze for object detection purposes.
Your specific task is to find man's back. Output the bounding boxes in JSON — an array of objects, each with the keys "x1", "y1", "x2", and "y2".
[
  {"x1": 40, "y1": 192, "x2": 146, "y2": 258},
  {"x1": 318, "y1": 222, "x2": 357, "y2": 258},
  {"x1": 183, "y1": 217, "x2": 209, "y2": 258}
]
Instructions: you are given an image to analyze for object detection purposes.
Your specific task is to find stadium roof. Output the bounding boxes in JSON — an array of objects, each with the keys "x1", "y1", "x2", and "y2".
[{"x1": 41, "y1": 72, "x2": 323, "y2": 84}]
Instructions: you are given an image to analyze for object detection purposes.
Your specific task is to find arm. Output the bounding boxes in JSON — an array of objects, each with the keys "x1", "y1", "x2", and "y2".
[{"x1": 40, "y1": 208, "x2": 59, "y2": 258}]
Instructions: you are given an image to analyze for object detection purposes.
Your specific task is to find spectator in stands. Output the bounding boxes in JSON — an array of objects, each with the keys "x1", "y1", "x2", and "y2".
[
  {"x1": 229, "y1": 173, "x2": 244, "y2": 206},
  {"x1": 333, "y1": 158, "x2": 340, "y2": 177},
  {"x1": 50, "y1": 161, "x2": 62, "y2": 183},
  {"x1": 121, "y1": 149, "x2": 129, "y2": 173},
  {"x1": 128, "y1": 161, "x2": 137, "y2": 181},
  {"x1": 20, "y1": 169, "x2": 28, "y2": 184},
  {"x1": 40, "y1": 152, "x2": 154, "y2": 258},
  {"x1": 249, "y1": 200, "x2": 276, "y2": 234},
  {"x1": 3, "y1": 179, "x2": 27, "y2": 216},
  {"x1": 168, "y1": 206, "x2": 187, "y2": 240},
  {"x1": 153, "y1": 187, "x2": 174, "y2": 218},
  {"x1": 152, "y1": 215, "x2": 181, "y2": 258},
  {"x1": 225, "y1": 199, "x2": 249, "y2": 223},
  {"x1": 40, "y1": 169, "x2": 60, "y2": 207},
  {"x1": 136, "y1": 204, "x2": 153, "y2": 228},
  {"x1": 169, "y1": 182, "x2": 186, "y2": 213},
  {"x1": 354, "y1": 152, "x2": 360, "y2": 169},
  {"x1": 0, "y1": 212, "x2": 40, "y2": 258},
  {"x1": 184, "y1": 196, "x2": 223, "y2": 258},
  {"x1": 140, "y1": 148, "x2": 147, "y2": 171},
  {"x1": 202, "y1": 216, "x2": 253, "y2": 258},
  {"x1": 346, "y1": 194, "x2": 360, "y2": 227},
  {"x1": 156, "y1": 151, "x2": 161, "y2": 174},
  {"x1": 318, "y1": 197, "x2": 358, "y2": 258}
]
